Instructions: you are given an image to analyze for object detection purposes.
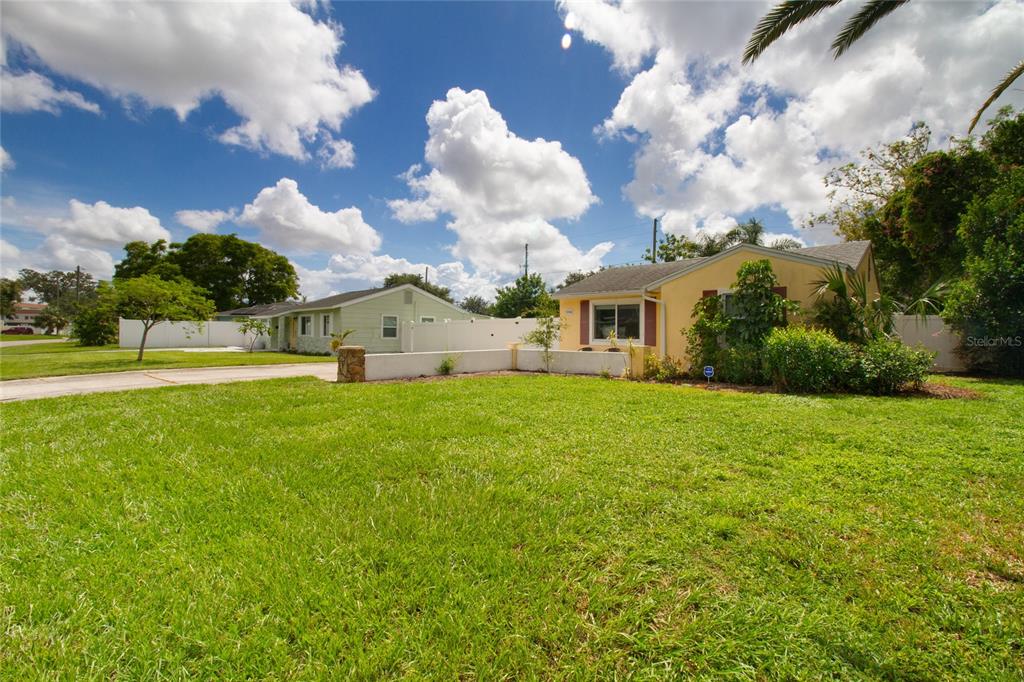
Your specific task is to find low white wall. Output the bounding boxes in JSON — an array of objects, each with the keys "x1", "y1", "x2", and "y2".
[
  {"x1": 401, "y1": 317, "x2": 542, "y2": 352},
  {"x1": 517, "y1": 348, "x2": 630, "y2": 375},
  {"x1": 365, "y1": 349, "x2": 513, "y2": 381},
  {"x1": 119, "y1": 318, "x2": 263, "y2": 349},
  {"x1": 893, "y1": 314, "x2": 964, "y2": 372}
]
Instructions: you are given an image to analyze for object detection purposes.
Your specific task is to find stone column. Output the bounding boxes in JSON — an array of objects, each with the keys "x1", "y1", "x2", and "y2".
[{"x1": 336, "y1": 346, "x2": 366, "y2": 383}]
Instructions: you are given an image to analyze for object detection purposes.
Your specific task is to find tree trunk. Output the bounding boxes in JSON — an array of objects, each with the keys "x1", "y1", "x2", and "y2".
[{"x1": 138, "y1": 323, "x2": 151, "y2": 361}]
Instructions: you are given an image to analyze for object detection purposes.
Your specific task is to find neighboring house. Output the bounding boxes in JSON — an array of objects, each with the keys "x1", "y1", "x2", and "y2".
[
  {"x1": 259, "y1": 284, "x2": 478, "y2": 354},
  {"x1": 2, "y1": 302, "x2": 48, "y2": 332},
  {"x1": 553, "y1": 241, "x2": 878, "y2": 364},
  {"x1": 215, "y1": 301, "x2": 300, "y2": 322}
]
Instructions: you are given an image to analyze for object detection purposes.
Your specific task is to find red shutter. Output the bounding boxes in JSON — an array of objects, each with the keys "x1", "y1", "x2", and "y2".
[
  {"x1": 772, "y1": 286, "x2": 787, "y2": 297},
  {"x1": 701, "y1": 289, "x2": 717, "y2": 298},
  {"x1": 579, "y1": 300, "x2": 589, "y2": 345},
  {"x1": 644, "y1": 300, "x2": 656, "y2": 346}
]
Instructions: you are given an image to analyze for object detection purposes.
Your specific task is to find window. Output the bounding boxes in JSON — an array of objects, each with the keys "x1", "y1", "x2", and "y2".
[
  {"x1": 420, "y1": 316, "x2": 435, "y2": 323},
  {"x1": 322, "y1": 314, "x2": 331, "y2": 336},
  {"x1": 381, "y1": 315, "x2": 398, "y2": 338},
  {"x1": 592, "y1": 303, "x2": 640, "y2": 341},
  {"x1": 299, "y1": 315, "x2": 312, "y2": 336}
]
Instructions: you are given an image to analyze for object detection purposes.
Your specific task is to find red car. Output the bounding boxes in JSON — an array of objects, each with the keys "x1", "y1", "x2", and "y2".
[{"x1": 2, "y1": 326, "x2": 35, "y2": 335}]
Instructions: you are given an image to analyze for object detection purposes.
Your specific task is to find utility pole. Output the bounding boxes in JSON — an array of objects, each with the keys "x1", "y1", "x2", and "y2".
[
  {"x1": 651, "y1": 218, "x2": 658, "y2": 263},
  {"x1": 524, "y1": 243, "x2": 529, "y2": 278},
  {"x1": 424, "y1": 266, "x2": 429, "y2": 284}
]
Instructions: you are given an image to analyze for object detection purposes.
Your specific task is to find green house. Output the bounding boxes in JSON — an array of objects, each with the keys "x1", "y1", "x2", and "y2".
[{"x1": 259, "y1": 284, "x2": 477, "y2": 354}]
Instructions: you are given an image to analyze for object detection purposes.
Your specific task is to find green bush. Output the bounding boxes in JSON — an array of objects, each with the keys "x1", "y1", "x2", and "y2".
[
  {"x1": 437, "y1": 354, "x2": 458, "y2": 375},
  {"x1": 850, "y1": 339, "x2": 933, "y2": 395},
  {"x1": 763, "y1": 327, "x2": 855, "y2": 393},
  {"x1": 643, "y1": 354, "x2": 687, "y2": 382},
  {"x1": 71, "y1": 304, "x2": 118, "y2": 346},
  {"x1": 719, "y1": 345, "x2": 768, "y2": 385}
]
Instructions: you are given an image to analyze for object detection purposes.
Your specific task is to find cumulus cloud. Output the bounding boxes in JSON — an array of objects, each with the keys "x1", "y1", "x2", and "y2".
[
  {"x1": 36, "y1": 199, "x2": 171, "y2": 248},
  {"x1": 0, "y1": 146, "x2": 13, "y2": 171},
  {"x1": 1, "y1": 1, "x2": 374, "y2": 161},
  {"x1": 239, "y1": 177, "x2": 381, "y2": 255},
  {"x1": 0, "y1": 69, "x2": 100, "y2": 114},
  {"x1": 296, "y1": 255, "x2": 501, "y2": 301},
  {"x1": 390, "y1": 87, "x2": 612, "y2": 281},
  {"x1": 317, "y1": 137, "x2": 356, "y2": 169},
  {"x1": 559, "y1": 0, "x2": 1024, "y2": 242},
  {"x1": 175, "y1": 208, "x2": 237, "y2": 233},
  {"x1": 1, "y1": 235, "x2": 114, "y2": 279}
]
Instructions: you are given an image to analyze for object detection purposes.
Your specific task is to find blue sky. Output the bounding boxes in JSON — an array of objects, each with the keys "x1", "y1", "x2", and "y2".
[{"x1": 2, "y1": 0, "x2": 1021, "y2": 300}]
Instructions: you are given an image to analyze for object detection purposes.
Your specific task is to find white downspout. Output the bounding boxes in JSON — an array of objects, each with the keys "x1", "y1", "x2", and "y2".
[{"x1": 642, "y1": 291, "x2": 666, "y2": 358}]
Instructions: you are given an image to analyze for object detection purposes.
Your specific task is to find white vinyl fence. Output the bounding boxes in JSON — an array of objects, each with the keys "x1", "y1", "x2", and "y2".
[
  {"x1": 893, "y1": 314, "x2": 965, "y2": 372},
  {"x1": 400, "y1": 318, "x2": 542, "y2": 352},
  {"x1": 119, "y1": 318, "x2": 263, "y2": 349}
]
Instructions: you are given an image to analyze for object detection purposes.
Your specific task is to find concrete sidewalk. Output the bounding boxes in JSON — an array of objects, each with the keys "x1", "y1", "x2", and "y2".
[
  {"x1": 0, "y1": 363, "x2": 337, "y2": 402},
  {"x1": 0, "y1": 338, "x2": 71, "y2": 348}
]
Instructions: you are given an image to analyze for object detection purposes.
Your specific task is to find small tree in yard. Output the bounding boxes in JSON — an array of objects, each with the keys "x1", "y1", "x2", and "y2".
[
  {"x1": 522, "y1": 316, "x2": 562, "y2": 372},
  {"x1": 113, "y1": 275, "x2": 214, "y2": 361},
  {"x1": 238, "y1": 317, "x2": 271, "y2": 352}
]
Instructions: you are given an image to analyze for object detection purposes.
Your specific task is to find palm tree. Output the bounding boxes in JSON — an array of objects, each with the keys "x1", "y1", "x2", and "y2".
[
  {"x1": 742, "y1": 1, "x2": 1021, "y2": 133},
  {"x1": 727, "y1": 218, "x2": 766, "y2": 246}
]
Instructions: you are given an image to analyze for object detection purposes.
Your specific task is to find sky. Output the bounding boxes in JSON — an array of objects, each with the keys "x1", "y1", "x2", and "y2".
[{"x1": 1, "y1": 0, "x2": 1021, "y2": 302}]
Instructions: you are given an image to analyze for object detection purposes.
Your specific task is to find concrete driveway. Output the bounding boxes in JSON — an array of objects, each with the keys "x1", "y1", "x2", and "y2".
[
  {"x1": 0, "y1": 363, "x2": 337, "y2": 402},
  {"x1": 0, "y1": 338, "x2": 71, "y2": 348}
]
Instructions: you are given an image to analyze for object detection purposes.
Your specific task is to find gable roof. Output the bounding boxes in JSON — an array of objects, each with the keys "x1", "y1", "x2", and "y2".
[
  {"x1": 219, "y1": 301, "x2": 300, "y2": 317},
  {"x1": 280, "y1": 283, "x2": 472, "y2": 316},
  {"x1": 553, "y1": 241, "x2": 872, "y2": 297}
]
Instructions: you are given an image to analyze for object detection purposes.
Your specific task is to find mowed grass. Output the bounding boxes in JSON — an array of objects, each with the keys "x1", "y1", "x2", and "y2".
[
  {"x1": 1, "y1": 375, "x2": 1022, "y2": 679},
  {"x1": 0, "y1": 342, "x2": 332, "y2": 380},
  {"x1": 0, "y1": 334, "x2": 64, "y2": 341}
]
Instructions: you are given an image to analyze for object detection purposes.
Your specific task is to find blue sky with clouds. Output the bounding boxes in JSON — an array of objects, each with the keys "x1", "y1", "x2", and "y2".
[{"x1": 2, "y1": 0, "x2": 1021, "y2": 300}]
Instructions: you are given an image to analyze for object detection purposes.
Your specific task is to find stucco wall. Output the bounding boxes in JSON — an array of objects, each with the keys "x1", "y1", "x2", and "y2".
[
  {"x1": 365, "y1": 349, "x2": 512, "y2": 380},
  {"x1": 893, "y1": 314, "x2": 965, "y2": 372}
]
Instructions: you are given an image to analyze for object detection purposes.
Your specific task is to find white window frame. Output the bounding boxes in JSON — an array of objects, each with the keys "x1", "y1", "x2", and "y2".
[
  {"x1": 381, "y1": 314, "x2": 399, "y2": 339},
  {"x1": 299, "y1": 315, "x2": 313, "y2": 336},
  {"x1": 419, "y1": 316, "x2": 435, "y2": 323},
  {"x1": 321, "y1": 313, "x2": 332, "y2": 337},
  {"x1": 590, "y1": 299, "x2": 644, "y2": 345}
]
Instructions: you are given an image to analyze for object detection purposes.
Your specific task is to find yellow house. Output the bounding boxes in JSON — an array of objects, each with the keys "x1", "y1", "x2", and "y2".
[{"x1": 554, "y1": 241, "x2": 878, "y2": 364}]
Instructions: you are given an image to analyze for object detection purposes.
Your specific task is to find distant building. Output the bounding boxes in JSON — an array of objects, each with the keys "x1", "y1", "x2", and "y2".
[{"x1": 3, "y1": 302, "x2": 48, "y2": 331}]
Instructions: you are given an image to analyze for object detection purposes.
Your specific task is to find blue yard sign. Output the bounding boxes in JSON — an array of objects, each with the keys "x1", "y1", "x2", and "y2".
[{"x1": 704, "y1": 365, "x2": 714, "y2": 384}]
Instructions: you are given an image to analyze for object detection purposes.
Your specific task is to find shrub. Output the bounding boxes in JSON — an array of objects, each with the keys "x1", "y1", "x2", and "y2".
[
  {"x1": 437, "y1": 354, "x2": 458, "y2": 375},
  {"x1": 850, "y1": 339, "x2": 933, "y2": 395},
  {"x1": 719, "y1": 345, "x2": 768, "y2": 385},
  {"x1": 763, "y1": 327, "x2": 855, "y2": 393},
  {"x1": 72, "y1": 303, "x2": 118, "y2": 346},
  {"x1": 643, "y1": 354, "x2": 687, "y2": 382}
]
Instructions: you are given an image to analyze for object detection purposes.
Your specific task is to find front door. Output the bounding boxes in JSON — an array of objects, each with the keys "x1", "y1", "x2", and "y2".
[{"x1": 289, "y1": 317, "x2": 297, "y2": 349}]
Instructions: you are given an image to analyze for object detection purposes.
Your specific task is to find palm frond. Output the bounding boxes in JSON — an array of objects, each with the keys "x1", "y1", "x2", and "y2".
[
  {"x1": 968, "y1": 58, "x2": 1024, "y2": 134},
  {"x1": 901, "y1": 278, "x2": 949, "y2": 320},
  {"x1": 811, "y1": 262, "x2": 850, "y2": 299},
  {"x1": 831, "y1": 0, "x2": 910, "y2": 58},
  {"x1": 743, "y1": 0, "x2": 843, "y2": 65}
]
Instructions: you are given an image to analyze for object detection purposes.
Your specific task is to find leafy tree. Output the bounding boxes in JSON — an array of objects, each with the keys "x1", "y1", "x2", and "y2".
[
  {"x1": 725, "y1": 259, "x2": 794, "y2": 348},
  {"x1": 382, "y1": 273, "x2": 453, "y2": 302},
  {"x1": 238, "y1": 317, "x2": 271, "y2": 353},
  {"x1": 71, "y1": 283, "x2": 119, "y2": 346},
  {"x1": 558, "y1": 270, "x2": 596, "y2": 288},
  {"x1": 644, "y1": 233, "x2": 702, "y2": 262},
  {"x1": 943, "y1": 167, "x2": 1024, "y2": 375},
  {"x1": 522, "y1": 316, "x2": 563, "y2": 372},
  {"x1": 113, "y1": 234, "x2": 299, "y2": 311},
  {"x1": 492, "y1": 274, "x2": 556, "y2": 318},
  {"x1": 34, "y1": 308, "x2": 70, "y2": 335},
  {"x1": 17, "y1": 268, "x2": 98, "y2": 316},
  {"x1": 460, "y1": 295, "x2": 493, "y2": 316},
  {"x1": 644, "y1": 219, "x2": 797, "y2": 262},
  {"x1": 111, "y1": 275, "x2": 215, "y2": 360},
  {"x1": 742, "y1": 2, "x2": 1021, "y2": 133},
  {"x1": 1, "y1": 278, "x2": 21, "y2": 318}
]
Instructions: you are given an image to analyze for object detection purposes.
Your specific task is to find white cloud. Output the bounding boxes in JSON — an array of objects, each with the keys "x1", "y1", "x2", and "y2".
[
  {"x1": 0, "y1": 69, "x2": 100, "y2": 114},
  {"x1": 239, "y1": 177, "x2": 381, "y2": 255},
  {"x1": 390, "y1": 87, "x2": 612, "y2": 281},
  {"x1": 39, "y1": 199, "x2": 171, "y2": 248},
  {"x1": 2, "y1": 1, "x2": 374, "y2": 161},
  {"x1": 296, "y1": 254, "x2": 501, "y2": 301},
  {"x1": 1, "y1": 235, "x2": 114, "y2": 279},
  {"x1": 175, "y1": 208, "x2": 237, "y2": 233},
  {"x1": 317, "y1": 137, "x2": 356, "y2": 169},
  {"x1": 560, "y1": 0, "x2": 1024, "y2": 242},
  {"x1": 0, "y1": 146, "x2": 13, "y2": 171}
]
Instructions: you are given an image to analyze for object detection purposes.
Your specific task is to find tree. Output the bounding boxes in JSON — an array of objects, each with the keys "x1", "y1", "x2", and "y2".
[
  {"x1": 238, "y1": 317, "x2": 271, "y2": 353},
  {"x1": 558, "y1": 270, "x2": 596, "y2": 289},
  {"x1": 522, "y1": 316, "x2": 563, "y2": 372},
  {"x1": 741, "y1": 1, "x2": 1021, "y2": 133},
  {"x1": 71, "y1": 283, "x2": 119, "y2": 346},
  {"x1": 725, "y1": 259, "x2": 794, "y2": 348},
  {"x1": 644, "y1": 219, "x2": 798, "y2": 262},
  {"x1": 112, "y1": 234, "x2": 299, "y2": 311},
  {"x1": 382, "y1": 273, "x2": 453, "y2": 302},
  {"x1": 1, "y1": 278, "x2": 21, "y2": 319},
  {"x1": 17, "y1": 268, "x2": 98, "y2": 316},
  {"x1": 34, "y1": 308, "x2": 70, "y2": 335},
  {"x1": 492, "y1": 274, "x2": 557, "y2": 318},
  {"x1": 943, "y1": 167, "x2": 1024, "y2": 376},
  {"x1": 111, "y1": 275, "x2": 215, "y2": 361},
  {"x1": 460, "y1": 295, "x2": 493, "y2": 316}
]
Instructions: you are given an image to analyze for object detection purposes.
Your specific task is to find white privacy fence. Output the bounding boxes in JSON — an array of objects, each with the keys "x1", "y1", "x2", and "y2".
[
  {"x1": 400, "y1": 318, "x2": 543, "y2": 352},
  {"x1": 362, "y1": 346, "x2": 642, "y2": 381},
  {"x1": 119, "y1": 319, "x2": 263, "y2": 349},
  {"x1": 892, "y1": 314, "x2": 965, "y2": 372}
]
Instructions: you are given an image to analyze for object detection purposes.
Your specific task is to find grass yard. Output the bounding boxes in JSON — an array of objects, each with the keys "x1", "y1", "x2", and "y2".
[
  {"x1": 1, "y1": 375, "x2": 1022, "y2": 678},
  {"x1": 0, "y1": 342, "x2": 332, "y2": 380},
  {"x1": 0, "y1": 334, "x2": 65, "y2": 341}
]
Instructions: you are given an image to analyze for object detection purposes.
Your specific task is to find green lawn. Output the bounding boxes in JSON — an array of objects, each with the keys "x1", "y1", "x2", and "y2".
[
  {"x1": 0, "y1": 334, "x2": 64, "y2": 341},
  {"x1": 0, "y1": 342, "x2": 332, "y2": 380},
  {"x1": 2, "y1": 375, "x2": 1022, "y2": 678}
]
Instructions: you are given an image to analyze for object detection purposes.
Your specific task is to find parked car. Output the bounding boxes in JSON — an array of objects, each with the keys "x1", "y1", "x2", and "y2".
[{"x1": 2, "y1": 327, "x2": 35, "y2": 335}]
